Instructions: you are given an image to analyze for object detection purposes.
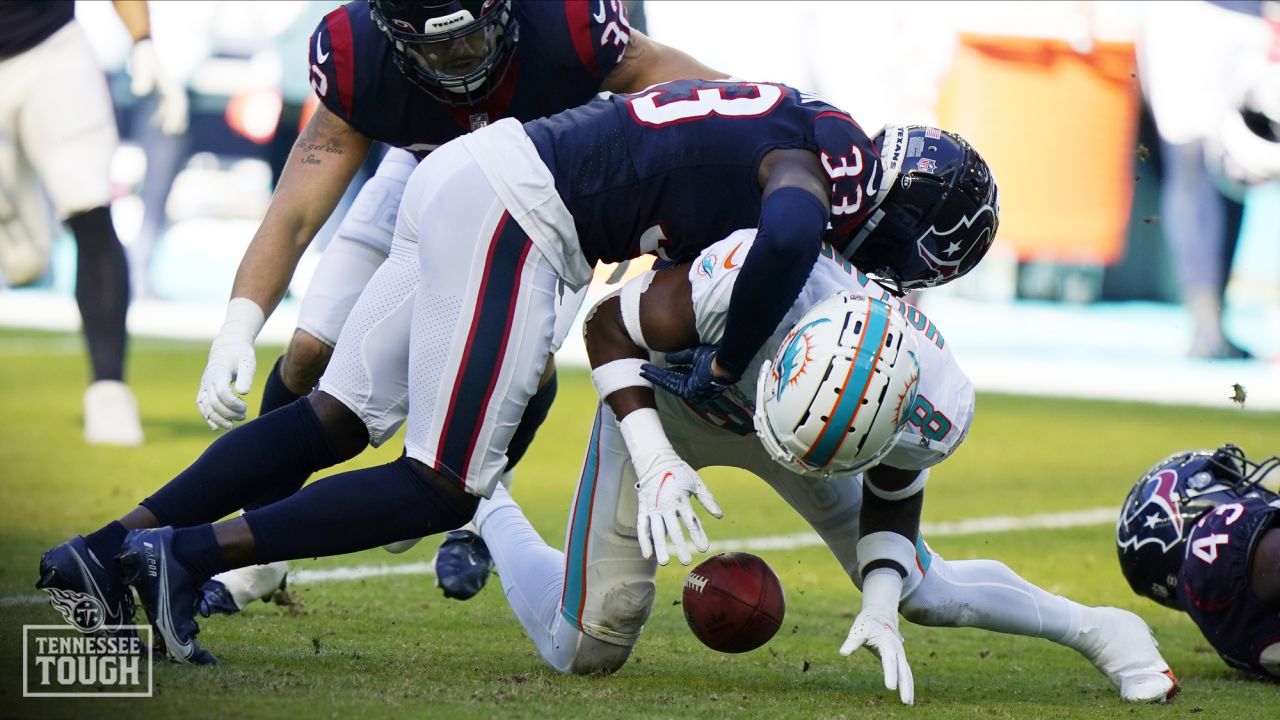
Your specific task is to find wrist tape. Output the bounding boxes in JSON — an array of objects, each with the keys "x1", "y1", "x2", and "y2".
[
  {"x1": 864, "y1": 469, "x2": 928, "y2": 502},
  {"x1": 591, "y1": 358, "x2": 652, "y2": 400},
  {"x1": 857, "y1": 531, "x2": 918, "y2": 581}
]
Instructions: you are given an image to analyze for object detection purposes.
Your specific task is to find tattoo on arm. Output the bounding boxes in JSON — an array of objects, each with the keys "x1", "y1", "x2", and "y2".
[{"x1": 294, "y1": 107, "x2": 356, "y2": 166}]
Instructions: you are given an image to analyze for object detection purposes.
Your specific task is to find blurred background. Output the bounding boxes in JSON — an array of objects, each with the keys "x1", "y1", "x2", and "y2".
[{"x1": 1, "y1": 0, "x2": 1277, "y2": 410}]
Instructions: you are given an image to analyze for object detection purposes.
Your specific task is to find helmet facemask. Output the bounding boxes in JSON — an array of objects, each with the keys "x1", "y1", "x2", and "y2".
[{"x1": 370, "y1": 0, "x2": 518, "y2": 106}]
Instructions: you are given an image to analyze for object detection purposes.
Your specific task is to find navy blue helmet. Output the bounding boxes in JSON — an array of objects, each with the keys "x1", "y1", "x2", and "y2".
[
  {"x1": 1116, "y1": 445, "x2": 1279, "y2": 609},
  {"x1": 846, "y1": 125, "x2": 999, "y2": 295},
  {"x1": 369, "y1": 0, "x2": 517, "y2": 106}
]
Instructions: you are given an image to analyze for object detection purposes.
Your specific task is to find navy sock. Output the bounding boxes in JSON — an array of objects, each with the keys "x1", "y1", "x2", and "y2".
[
  {"x1": 66, "y1": 206, "x2": 130, "y2": 382},
  {"x1": 142, "y1": 397, "x2": 354, "y2": 527},
  {"x1": 171, "y1": 525, "x2": 231, "y2": 582},
  {"x1": 259, "y1": 355, "x2": 303, "y2": 417},
  {"x1": 245, "y1": 456, "x2": 478, "y2": 564},
  {"x1": 505, "y1": 372, "x2": 557, "y2": 471},
  {"x1": 84, "y1": 521, "x2": 127, "y2": 571}
]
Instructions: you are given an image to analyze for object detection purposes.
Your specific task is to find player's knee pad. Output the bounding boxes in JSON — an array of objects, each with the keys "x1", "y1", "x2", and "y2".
[{"x1": 565, "y1": 633, "x2": 635, "y2": 676}]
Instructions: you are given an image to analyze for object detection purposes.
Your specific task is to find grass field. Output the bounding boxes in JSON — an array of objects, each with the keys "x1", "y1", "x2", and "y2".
[{"x1": 1, "y1": 328, "x2": 1277, "y2": 719}]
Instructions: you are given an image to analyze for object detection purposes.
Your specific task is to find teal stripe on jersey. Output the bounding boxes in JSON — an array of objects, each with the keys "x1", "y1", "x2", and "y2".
[
  {"x1": 804, "y1": 301, "x2": 890, "y2": 467},
  {"x1": 560, "y1": 406, "x2": 604, "y2": 630}
]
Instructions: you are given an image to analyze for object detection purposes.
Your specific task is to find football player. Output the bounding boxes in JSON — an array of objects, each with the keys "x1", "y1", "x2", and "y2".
[
  {"x1": 1, "y1": 0, "x2": 185, "y2": 446},
  {"x1": 1117, "y1": 445, "x2": 1280, "y2": 681},
  {"x1": 194, "y1": 0, "x2": 728, "y2": 605},
  {"x1": 472, "y1": 228, "x2": 1181, "y2": 705},
  {"x1": 38, "y1": 84, "x2": 998, "y2": 665}
]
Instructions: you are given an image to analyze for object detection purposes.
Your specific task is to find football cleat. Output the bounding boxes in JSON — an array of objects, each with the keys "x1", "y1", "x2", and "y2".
[
  {"x1": 36, "y1": 535, "x2": 135, "y2": 633},
  {"x1": 84, "y1": 380, "x2": 144, "y2": 447},
  {"x1": 434, "y1": 529, "x2": 494, "y2": 601},
  {"x1": 1076, "y1": 607, "x2": 1180, "y2": 703},
  {"x1": 198, "y1": 561, "x2": 289, "y2": 617},
  {"x1": 117, "y1": 528, "x2": 217, "y2": 665}
]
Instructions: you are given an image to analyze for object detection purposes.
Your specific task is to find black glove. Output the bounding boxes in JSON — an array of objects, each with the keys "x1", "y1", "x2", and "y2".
[{"x1": 640, "y1": 345, "x2": 737, "y2": 404}]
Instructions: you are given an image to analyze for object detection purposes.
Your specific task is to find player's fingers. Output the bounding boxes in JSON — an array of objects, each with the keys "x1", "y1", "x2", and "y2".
[
  {"x1": 662, "y1": 510, "x2": 692, "y2": 565},
  {"x1": 650, "y1": 513, "x2": 671, "y2": 566},
  {"x1": 839, "y1": 630, "x2": 865, "y2": 657},
  {"x1": 196, "y1": 392, "x2": 223, "y2": 431},
  {"x1": 898, "y1": 653, "x2": 914, "y2": 706},
  {"x1": 694, "y1": 485, "x2": 723, "y2": 518},
  {"x1": 233, "y1": 354, "x2": 256, "y2": 395},
  {"x1": 210, "y1": 368, "x2": 246, "y2": 414},
  {"x1": 203, "y1": 390, "x2": 243, "y2": 427},
  {"x1": 637, "y1": 514, "x2": 654, "y2": 560},
  {"x1": 680, "y1": 506, "x2": 710, "y2": 553},
  {"x1": 880, "y1": 641, "x2": 898, "y2": 692}
]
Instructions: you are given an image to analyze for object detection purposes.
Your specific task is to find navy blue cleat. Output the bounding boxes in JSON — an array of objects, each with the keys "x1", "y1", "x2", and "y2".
[
  {"x1": 36, "y1": 535, "x2": 135, "y2": 634},
  {"x1": 434, "y1": 529, "x2": 494, "y2": 600},
  {"x1": 198, "y1": 563, "x2": 289, "y2": 618},
  {"x1": 198, "y1": 579, "x2": 240, "y2": 617},
  {"x1": 117, "y1": 528, "x2": 217, "y2": 665}
]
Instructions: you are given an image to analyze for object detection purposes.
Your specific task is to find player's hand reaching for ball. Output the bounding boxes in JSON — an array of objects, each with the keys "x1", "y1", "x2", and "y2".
[
  {"x1": 633, "y1": 449, "x2": 722, "y2": 566},
  {"x1": 841, "y1": 568, "x2": 914, "y2": 705}
]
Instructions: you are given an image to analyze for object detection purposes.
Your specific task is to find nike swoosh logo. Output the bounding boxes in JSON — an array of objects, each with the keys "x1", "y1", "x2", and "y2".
[
  {"x1": 656, "y1": 471, "x2": 674, "y2": 504},
  {"x1": 155, "y1": 542, "x2": 196, "y2": 660},
  {"x1": 69, "y1": 551, "x2": 123, "y2": 626},
  {"x1": 316, "y1": 32, "x2": 329, "y2": 64},
  {"x1": 865, "y1": 161, "x2": 881, "y2": 198},
  {"x1": 722, "y1": 243, "x2": 743, "y2": 270}
]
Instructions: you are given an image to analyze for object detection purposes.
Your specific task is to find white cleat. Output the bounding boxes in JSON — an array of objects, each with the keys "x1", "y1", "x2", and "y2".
[
  {"x1": 84, "y1": 380, "x2": 144, "y2": 446},
  {"x1": 199, "y1": 561, "x2": 290, "y2": 616},
  {"x1": 1076, "y1": 607, "x2": 1180, "y2": 703}
]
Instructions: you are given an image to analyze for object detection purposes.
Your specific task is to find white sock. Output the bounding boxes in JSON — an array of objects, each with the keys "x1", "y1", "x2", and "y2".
[
  {"x1": 475, "y1": 485, "x2": 572, "y2": 667},
  {"x1": 904, "y1": 557, "x2": 1084, "y2": 646}
]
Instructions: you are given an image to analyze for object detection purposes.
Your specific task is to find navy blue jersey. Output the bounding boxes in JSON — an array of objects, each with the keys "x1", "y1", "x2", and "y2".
[
  {"x1": 524, "y1": 80, "x2": 880, "y2": 265},
  {"x1": 1178, "y1": 496, "x2": 1280, "y2": 680},
  {"x1": 309, "y1": 0, "x2": 630, "y2": 157},
  {"x1": 0, "y1": 0, "x2": 73, "y2": 59}
]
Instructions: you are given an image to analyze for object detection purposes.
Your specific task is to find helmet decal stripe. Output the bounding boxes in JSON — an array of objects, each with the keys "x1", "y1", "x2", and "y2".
[{"x1": 802, "y1": 299, "x2": 890, "y2": 467}]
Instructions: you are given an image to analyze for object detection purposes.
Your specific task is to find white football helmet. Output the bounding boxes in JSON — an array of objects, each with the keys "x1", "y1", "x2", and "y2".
[{"x1": 754, "y1": 292, "x2": 920, "y2": 478}]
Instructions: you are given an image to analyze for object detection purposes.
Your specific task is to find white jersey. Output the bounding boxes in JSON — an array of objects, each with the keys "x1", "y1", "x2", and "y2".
[{"x1": 681, "y1": 229, "x2": 975, "y2": 471}]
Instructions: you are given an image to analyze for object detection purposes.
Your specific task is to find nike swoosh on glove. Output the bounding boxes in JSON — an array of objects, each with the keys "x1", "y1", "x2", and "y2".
[{"x1": 633, "y1": 448, "x2": 722, "y2": 566}]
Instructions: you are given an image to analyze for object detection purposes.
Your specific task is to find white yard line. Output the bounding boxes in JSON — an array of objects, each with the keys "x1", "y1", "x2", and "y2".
[{"x1": 2, "y1": 507, "x2": 1116, "y2": 608}]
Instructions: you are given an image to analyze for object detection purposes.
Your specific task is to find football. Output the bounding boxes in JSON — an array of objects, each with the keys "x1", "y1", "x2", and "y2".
[{"x1": 682, "y1": 552, "x2": 785, "y2": 653}]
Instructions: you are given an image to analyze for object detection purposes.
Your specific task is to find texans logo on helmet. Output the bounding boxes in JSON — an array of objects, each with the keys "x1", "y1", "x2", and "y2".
[
  {"x1": 773, "y1": 319, "x2": 828, "y2": 399},
  {"x1": 916, "y1": 204, "x2": 997, "y2": 280},
  {"x1": 1118, "y1": 470, "x2": 1185, "y2": 552}
]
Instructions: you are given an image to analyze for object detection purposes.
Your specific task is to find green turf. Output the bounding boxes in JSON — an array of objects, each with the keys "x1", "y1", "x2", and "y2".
[{"x1": 1, "y1": 329, "x2": 1277, "y2": 719}]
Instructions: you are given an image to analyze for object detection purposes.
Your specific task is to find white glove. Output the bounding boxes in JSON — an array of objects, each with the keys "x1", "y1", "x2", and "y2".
[
  {"x1": 618, "y1": 408, "x2": 722, "y2": 565},
  {"x1": 197, "y1": 298, "x2": 266, "y2": 430},
  {"x1": 841, "y1": 568, "x2": 914, "y2": 706},
  {"x1": 129, "y1": 38, "x2": 189, "y2": 135}
]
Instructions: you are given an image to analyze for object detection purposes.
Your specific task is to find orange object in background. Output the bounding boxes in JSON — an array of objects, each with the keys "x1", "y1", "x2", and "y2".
[{"x1": 937, "y1": 34, "x2": 1140, "y2": 266}]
